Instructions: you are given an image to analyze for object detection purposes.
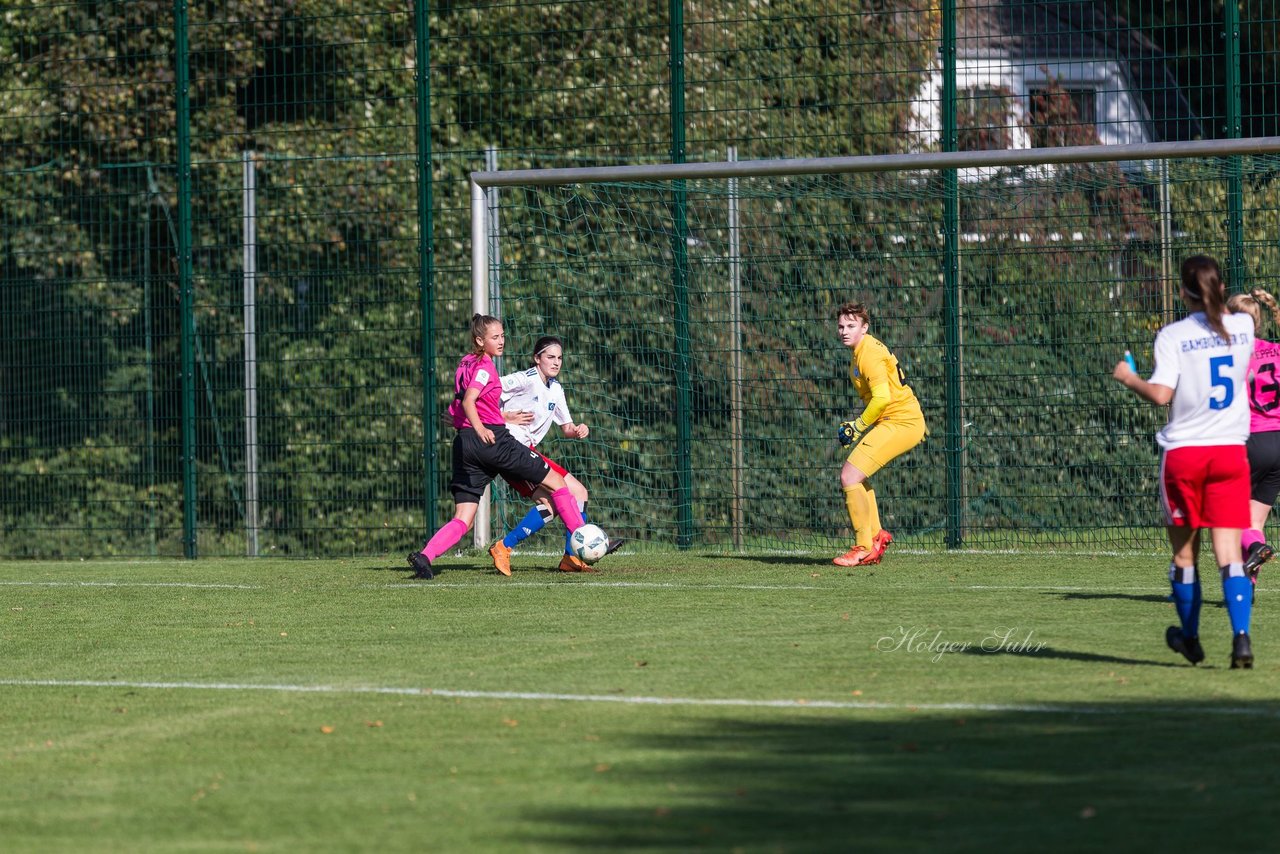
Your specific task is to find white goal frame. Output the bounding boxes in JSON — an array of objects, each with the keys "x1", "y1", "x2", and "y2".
[{"x1": 466, "y1": 136, "x2": 1280, "y2": 547}]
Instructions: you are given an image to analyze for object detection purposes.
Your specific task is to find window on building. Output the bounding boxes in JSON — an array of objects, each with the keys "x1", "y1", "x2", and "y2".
[
  {"x1": 1028, "y1": 86, "x2": 1098, "y2": 146},
  {"x1": 957, "y1": 86, "x2": 1015, "y2": 151}
]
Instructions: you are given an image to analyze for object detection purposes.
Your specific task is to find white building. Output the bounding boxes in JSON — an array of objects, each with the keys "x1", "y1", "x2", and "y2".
[{"x1": 908, "y1": 2, "x2": 1200, "y2": 180}]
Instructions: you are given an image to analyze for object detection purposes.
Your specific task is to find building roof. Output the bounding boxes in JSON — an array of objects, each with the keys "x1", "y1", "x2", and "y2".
[{"x1": 959, "y1": 1, "x2": 1201, "y2": 142}]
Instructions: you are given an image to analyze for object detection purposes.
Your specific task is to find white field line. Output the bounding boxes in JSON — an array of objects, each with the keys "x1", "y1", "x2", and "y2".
[
  {"x1": 384, "y1": 581, "x2": 1170, "y2": 593},
  {"x1": 383, "y1": 581, "x2": 821, "y2": 590},
  {"x1": 2, "y1": 678, "x2": 1276, "y2": 719},
  {"x1": 492, "y1": 548, "x2": 1165, "y2": 558},
  {"x1": 0, "y1": 579, "x2": 1172, "y2": 593},
  {"x1": 0, "y1": 581, "x2": 260, "y2": 590}
]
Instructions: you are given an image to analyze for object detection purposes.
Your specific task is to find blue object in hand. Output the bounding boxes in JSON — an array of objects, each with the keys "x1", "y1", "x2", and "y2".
[{"x1": 1124, "y1": 351, "x2": 1137, "y2": 372}]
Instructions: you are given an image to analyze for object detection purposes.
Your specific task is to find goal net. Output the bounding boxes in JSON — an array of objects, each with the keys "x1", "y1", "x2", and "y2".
[{"x1": 474, "y1": 146, "x2": 1280, "y2": 553}]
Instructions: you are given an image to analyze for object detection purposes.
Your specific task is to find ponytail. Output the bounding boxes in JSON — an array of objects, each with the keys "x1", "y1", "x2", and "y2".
[{"x1": 1180, "y1": 255, "x2": 1228, "y2": 342}]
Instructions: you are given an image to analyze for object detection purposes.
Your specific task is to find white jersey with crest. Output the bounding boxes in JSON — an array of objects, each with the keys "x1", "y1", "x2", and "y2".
[
  {"x1": 500, "y1": 368, "x2": 572, "y2": 448},
  {"x1": 1148, "y1": 311, "x2": 1254, "y2": 450}
]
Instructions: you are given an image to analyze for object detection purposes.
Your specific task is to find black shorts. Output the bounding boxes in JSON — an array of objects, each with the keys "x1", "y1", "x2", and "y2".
[
  {"x1": 1247, "y1": 430, "x2": 1280, "y2": 506},
  {"x1": 450, "y1": 425, "x2": 552, "y2": 503}
]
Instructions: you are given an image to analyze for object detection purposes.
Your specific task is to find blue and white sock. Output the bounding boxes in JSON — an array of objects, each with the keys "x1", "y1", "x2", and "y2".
[
  {"x1": 1169, "y1": 562, "x2": 1201, "y2": 638},
  {"x1": 503, "y1": 504, "x2": 553, "y2": 549},
  {"x1": 1221, "y1": 563, "x2": 1252, "y2": 635}
]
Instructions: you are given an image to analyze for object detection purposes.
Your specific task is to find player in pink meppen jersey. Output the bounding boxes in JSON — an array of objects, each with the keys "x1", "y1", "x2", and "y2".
[
  {"x1": 1113, "y1": 255, "x2": 1256, "y2": 668},
  {"x1": 1226, "y1": 288, "x2": 1280, "y2": 594},
  {"x1": 406, "y1": 315, "x2": 587, "y2": 580}
]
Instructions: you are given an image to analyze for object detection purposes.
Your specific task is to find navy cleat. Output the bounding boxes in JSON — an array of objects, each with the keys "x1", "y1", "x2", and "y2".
[
  {"x1": 1245, "y1": 542, "x2": 1273, "y2": 604},
  {"x1": 406, "y1": 551, "x2": 435, "y2": 580},
  {"x1": 1165, "y1": 625, "x2": 1205, "y2": 665},
  {"x1": 1231, "y1": 632, "x2": 1254, "y2": 670},
  {"x1": 1245, "y1": 541, "x2": 1273, "y2": 580},
  {"x1": 605, "y1": 537, "x2": 626, "y2": 557}
]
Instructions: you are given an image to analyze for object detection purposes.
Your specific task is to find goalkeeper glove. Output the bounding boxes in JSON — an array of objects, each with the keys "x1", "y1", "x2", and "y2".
[{"x1": 838, "y1": 418, "x2": 869, "y2": 447}]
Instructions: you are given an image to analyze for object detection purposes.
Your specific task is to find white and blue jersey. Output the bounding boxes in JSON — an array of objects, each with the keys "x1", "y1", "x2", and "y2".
[
  {"x1": 500, "y1": 367, "x2": 572, "y2": 448},
  {"x1": 1149, "y1": 311, "x2": 1254, "y2": 450}
]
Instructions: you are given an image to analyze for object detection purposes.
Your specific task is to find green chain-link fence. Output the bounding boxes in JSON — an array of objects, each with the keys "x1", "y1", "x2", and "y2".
[{"x1": 2, "y1": 2, "x2": 1278, "y2": 557}]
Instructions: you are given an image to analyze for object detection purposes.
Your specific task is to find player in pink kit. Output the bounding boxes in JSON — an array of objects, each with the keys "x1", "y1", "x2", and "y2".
[
  {"x1": 407, "y1": 314, "x2": 586, "y2": 580},
  {"x1": 1226, "y1": 288, "x2": 1280, "y2": 591},
  {"x1": 1113, "y1": 255, "x2": 1257, "y2": 668}
]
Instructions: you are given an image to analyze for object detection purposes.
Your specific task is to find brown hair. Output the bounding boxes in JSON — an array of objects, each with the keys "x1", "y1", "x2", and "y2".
[
  {"x1": 837, "y1": 301, "x2": 870, "y2": 326},
  {"x1": 469, "y1": 313, "x2": 501, "y2": 355},
  {"x1": 533, "y1": 335, "x2": 563, "y2": 358},
  {"x1": 1180, "y1": 255, "x2": 1228, "y2": 341},
  {"x1": 1229, "y1": 289, "x2": 1280, "y2": 336}
]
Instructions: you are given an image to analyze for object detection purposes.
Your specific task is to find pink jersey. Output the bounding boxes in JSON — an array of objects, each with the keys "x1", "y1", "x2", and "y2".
[
  {"x1": 448, "y1": 354, "x2": 504, "y2": 429},
  {"x1": 1246, "y1": 338, "x2": 1280, "y2": 434}
]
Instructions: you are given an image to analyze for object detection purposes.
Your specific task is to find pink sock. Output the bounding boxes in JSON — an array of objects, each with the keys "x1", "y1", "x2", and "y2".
[
  {"x1": 421, "y1": 518, "x2": 469, "y2": 562},
  {"x1": 549, "y1": 488, "x2": 585, "y2": 532},
  {"x1": 1243, "y1": 528, "x2": 1265, "y2": 552}
]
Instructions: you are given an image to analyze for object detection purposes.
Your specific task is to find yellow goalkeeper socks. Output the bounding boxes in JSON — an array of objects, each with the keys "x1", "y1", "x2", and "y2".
[
  {"x1": 842, "y1": 483, "x2": 874, "y2": 550},
  {"x1": 865, "y1": 485, "x2": 881, "y2": 536}
]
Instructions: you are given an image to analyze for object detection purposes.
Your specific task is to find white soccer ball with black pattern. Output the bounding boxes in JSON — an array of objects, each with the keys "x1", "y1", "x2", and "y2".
[{"x1": 569, "y1": 524, "x2": 609, "y2": 564}]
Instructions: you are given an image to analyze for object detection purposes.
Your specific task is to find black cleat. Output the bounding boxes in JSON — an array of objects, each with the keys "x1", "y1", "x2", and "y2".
[
  {"x1": 605, "y1": 537, "x2": 626, "y2": 557},
  {"x1": 1165, "y1": 625, "x2": 1205, "y2": 665},
  {"x1": 406, "y1": 551, "x2": 435, "y2": 580},
  {"x1": 1231, "y1": 632, "x2": 1254, "y2": 669},
  {"x1": 1244, "y1": 542, "x2": 1274, "y2": 582}
]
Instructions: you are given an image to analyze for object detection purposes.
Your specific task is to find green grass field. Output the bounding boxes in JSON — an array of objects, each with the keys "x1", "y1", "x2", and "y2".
[{"x1": 3, "y1": 548, "x2": 1279, "y2": 852}]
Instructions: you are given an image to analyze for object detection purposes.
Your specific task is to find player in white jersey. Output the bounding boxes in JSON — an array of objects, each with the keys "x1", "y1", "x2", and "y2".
[
  {"x1": 501, "y1": 363, "x2": 574, "y2": 449},
  {"x1": 1113, "y1": 255, "x2": 1256, "y2": 668},
  {"x1": 487, "y1": 336, "x2": 619, "y2": 574}
]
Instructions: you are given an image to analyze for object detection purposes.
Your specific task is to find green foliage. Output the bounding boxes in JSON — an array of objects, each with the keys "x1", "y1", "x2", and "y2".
[{"x1": 1, "y1": 2, "x2": 1274, "y2": 555}]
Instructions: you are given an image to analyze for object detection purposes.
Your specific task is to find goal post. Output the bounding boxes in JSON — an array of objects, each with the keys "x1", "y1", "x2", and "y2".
[{"x1": 469, "y1": 137, "x2": 1280, "y2": 554}]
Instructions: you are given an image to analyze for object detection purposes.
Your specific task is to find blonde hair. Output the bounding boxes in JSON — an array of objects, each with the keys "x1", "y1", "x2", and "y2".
[
  {"x1": 1228, "y1": 289, "x2": 1280, "y2": 335},
  {"x1": 468, "y1": 313, "x2": 501, "y2": 355}
]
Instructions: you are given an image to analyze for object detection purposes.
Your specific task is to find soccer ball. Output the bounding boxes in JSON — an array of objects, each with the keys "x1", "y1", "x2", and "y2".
[{"x1": 569, "y1": 524, "x2": 609, "y2": 564}]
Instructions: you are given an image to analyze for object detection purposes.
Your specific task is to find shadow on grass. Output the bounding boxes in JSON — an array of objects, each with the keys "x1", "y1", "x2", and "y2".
[
  {"x1": 523, "y1": 702, "x2": 1280, "y2": 851},
  {"x1": 1052, "y1": 591, "x2": 1171, "y2": 604},
  {"x1": 959, "y1": 645, "x2": 1181, "y2": 667},
  {"x1": 725, "y1": 554, "x2": 834, "y2": 566}
]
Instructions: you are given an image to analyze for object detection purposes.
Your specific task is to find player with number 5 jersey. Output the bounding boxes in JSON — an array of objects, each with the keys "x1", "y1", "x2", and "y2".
[{"x1": 1113, "y1": 255, "x2": 1256, "y2": 669}]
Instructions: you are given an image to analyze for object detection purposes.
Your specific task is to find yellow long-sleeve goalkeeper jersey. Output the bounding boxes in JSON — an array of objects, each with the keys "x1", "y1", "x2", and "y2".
[{"x1": 849, "y1": 333, "x2": 922, "y2": 425}]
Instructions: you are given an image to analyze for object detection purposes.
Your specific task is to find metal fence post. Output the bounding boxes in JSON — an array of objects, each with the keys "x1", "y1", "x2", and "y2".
[
  {"x1": 1224, "y1": 1, "x2": 1244, "y2": 288},
  {"x1": 413, "y1": 0, "x2": 437, "y2": 539},
  {"x1": 174, "y1": 0, "x2": 198, "y2": 558},
  {"x1": 670, "y1": 0, "x2": 693, "y2": 549},
  {"x1": 242, "y1": 151, "x2": 259, "y2": 557},
  {"x1": 941, "y1": 0, "x2": 963, "y2": 548}
]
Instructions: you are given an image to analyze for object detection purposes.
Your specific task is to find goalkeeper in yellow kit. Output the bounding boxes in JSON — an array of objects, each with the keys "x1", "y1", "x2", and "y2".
[{"x1": 833, "y1": 301, "x2": 927, "y2": 567}]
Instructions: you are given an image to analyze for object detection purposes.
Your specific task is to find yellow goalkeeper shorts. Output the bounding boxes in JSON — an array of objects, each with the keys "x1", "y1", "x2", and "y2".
[{"x1": 847, "y1": 415, "x2": 927, "y2": 478}]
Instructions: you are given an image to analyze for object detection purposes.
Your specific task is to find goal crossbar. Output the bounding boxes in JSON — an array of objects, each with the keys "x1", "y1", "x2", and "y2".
[{"x1": 471, "y1": 136, "x2": 1280, "y2": 188}]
